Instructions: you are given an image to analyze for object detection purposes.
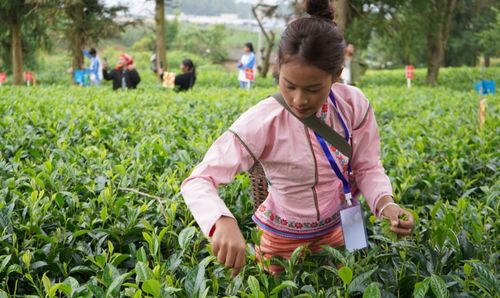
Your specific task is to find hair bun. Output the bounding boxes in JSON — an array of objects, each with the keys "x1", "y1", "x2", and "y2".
[{"x1": 305, "y1": 0, "x2": 334, "y2": 21}]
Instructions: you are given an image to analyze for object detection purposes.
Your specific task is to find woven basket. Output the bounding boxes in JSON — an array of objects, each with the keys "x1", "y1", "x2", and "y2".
[{"x1": 248, "y1": 161, "x2": 268, "y2": 211}]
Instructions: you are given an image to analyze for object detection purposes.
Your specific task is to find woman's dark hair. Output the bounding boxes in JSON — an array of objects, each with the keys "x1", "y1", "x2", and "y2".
[
  {"x1": 244, "y1": 42, "x2": 254, "y2": 53},
  {"x1": 278, "y1": 0, "x2": 345, "y2": 76},
  {"x1": 89, "y1": 48, "x2": 97, "y2": 57},
  {"x1": 182, "y1": 58, "x2": 196, "y2": 86}
]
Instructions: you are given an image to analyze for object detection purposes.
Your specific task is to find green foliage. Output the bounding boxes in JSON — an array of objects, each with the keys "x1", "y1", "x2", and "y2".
[
  {"x1": 363, "y1": 0, "x2": 499, "y2": 67},
  {"x1": 0, "y1": 66, "x2": 498, "y2": 296},
  {"x1": 0, "y1": 1, "x2": 51, "y2": 72},
  {"x1": 131, "y1": 18, "x2": 180, "y2": 52},
  {"x1": 445, "y1": 0, "x2": 499, "y2": 66},
  {"x1": 476, "y1": 7, "x2": 500, "y2": 58},
  {"x1": 174, "y1": 24, "x2": 228, "y2": 63},
  {"x1": 360, "y1": 66, "x2": 500, "y2": 90}
]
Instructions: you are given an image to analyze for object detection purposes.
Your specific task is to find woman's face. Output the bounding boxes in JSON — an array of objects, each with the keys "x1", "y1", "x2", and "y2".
[
  {"x1": 180, "y1": 63, "x2": 188, "y2": 73},
  {"x1": 244, "y1": 46, "x2": 251, "y2": 53},
  {"x1": 279, "y1": 58, "x2": 337, "y2": 118},
  {"x1": 118, "y1": 57, "x2": 126, "y2": 67}
]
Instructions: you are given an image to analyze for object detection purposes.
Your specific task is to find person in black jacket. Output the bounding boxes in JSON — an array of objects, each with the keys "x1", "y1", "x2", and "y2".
[
  {"x1": 174, "y1": 59, "x2": 196, "y2": 91},
  {"x1": 159, "y1": 58, "x2": 196, "y2": 92},
  {"x1": 103, "y1": 53, "x2": 141, "y2": 90}
]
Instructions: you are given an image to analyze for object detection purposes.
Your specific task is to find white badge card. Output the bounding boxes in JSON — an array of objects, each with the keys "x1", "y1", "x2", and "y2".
[{"x1": 340, "y1": 204, "x2": 369, "y2": 252}]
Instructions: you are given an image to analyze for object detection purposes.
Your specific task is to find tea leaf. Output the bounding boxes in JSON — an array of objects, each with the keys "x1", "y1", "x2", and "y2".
[
  {"x1": 363, "y1": 283, "x2": 381, "y2": 298},
  {"x1": 178, "y1": 226, "x2": 196, "y2": 251},
  {"x1": 142, "y1": 279, "x2": 161, "y2": 298},
  {"x1": 430, "y1": 274, "x2": 449, "y2": 298},
  {"x1": 413, "y1": 278, "x2": 430, "y2": 298},
  {"x1": 338, "y1": 267, "x2": 353, "y2": 286}
]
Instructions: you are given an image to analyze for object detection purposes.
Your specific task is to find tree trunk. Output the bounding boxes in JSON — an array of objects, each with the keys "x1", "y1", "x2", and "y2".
[
  {"x1": 332, "y1": 0, "x2": 348, "y2": 34},
  {"x1": 11, "y1": 14, "x2": 23, "y2": 85},
  {"x1": 252, "y1": 4, "x2": 277, "y2": 78},
  {"x1": 72, "y1": 36, "x2": 84, "y2": 71},
  {"x1": 426, "y1": 32, "x2": 442, "y2": 86},
  {"x1": 68, "y1": 3, "x2": 85, "y2": 72},
  {"x1": 260, "y1": 31, "x2": 275, "y2": 78},
  {"x1": 155, "y1": 0, "x2": 167, "y2": 79},
  {"x1": 484, "y1": 55, "x2": 490, "y2": 67},
  {"x1": 426, "y1": 0, "x2": 457, "y2": 85}
]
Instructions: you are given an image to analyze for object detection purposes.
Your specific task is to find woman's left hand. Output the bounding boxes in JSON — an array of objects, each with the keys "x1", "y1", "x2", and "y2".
[{"x1": 380, "y1": 202, "x2": 414, "y2": 236}]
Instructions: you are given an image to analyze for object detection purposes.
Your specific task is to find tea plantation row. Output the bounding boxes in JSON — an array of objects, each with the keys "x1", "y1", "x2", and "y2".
[{"x1": 0, "y1": 78, "x2": 498, "y2": 297}]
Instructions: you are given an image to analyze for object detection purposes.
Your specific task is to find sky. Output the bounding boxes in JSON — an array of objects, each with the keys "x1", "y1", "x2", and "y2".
[
  {"x1": 104, "y1": 0, "x2": 155, "y2": 16},
  {"x1": 103, "y1": 0, "x2": 282, "y2": 17}
]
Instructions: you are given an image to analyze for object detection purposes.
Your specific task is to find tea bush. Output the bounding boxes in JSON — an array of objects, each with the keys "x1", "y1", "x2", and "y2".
[{"x1": 0, "y1": 67, "x2": 498, "y2": 297}]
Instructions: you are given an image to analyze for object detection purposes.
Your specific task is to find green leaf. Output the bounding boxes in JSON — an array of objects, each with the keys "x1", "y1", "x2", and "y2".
[
  {"x1": 113, "y1": 197, "x2": 128, "y2": 216},
  {"x1": 321, "y1": 245, "x2": 347, "y2": 265},
  {"x1": 430, "y1": 201, "x2": 443, "y2": 218},
  {"x1": 430, "y1": 274, "x2": 449, "y2": 298},
  {"x1": 413, "y1": 278, "x2": 430, "y2": 298},
  {"x1": 87, "y1": 284, "x2": 105, "y2": 297},
  {"x1": 42, "y1": 273, "x2": 52, "y2": 295},
  {"x1": 108, "y1": 241, "x2": 114, "y2": 255},
  {"x1": 184, "y1": 263, "x2": 207, "y2": 297},
  {"x1": 142, "y1": 232, "x2": 153, "y2": 249},
  {"x1": 7, "y1": 264, "x2": 22, "y2": 275},
  {"x1": 247, "y1": 276, "x2": 260, "y2": 298},
  {"x1": 49, "y1": 283, "x2": 72, "y2": 297},
  {"x1": 63, "y1": 277, "x2": 79, "y2": 296},
  {"x1": 69, "y1": 265, "x2": 95, "y2": 274},
  {"x1": 106, "y1": 272, "x2": 132, "y2": 298},
  {"x1": 270, "y1": 280, "x2": 297, "y2": 297},
  {"x1": 289, "y1": 245, "x2": 305, "y2": 266},
  {"x1": 0, "y1": 207, "x2": 11, "y2": 229},
  {"x1": 0, "y1": 255, "x2": 11, "y2": 272},
  {"x1": 136, "y1": 247, "x2": 148, "y2": 262},
  {"x1": 463, "y1": 263, "x2": 472, "y2": 277},
  {"x1": 72, "y1": 229, "x2": 90, "y2": 239},
  {"x1": 348, "y1": 268, "x2": 376, "y2": 294},
  {"x1": 132, "y1": 289, "x2": 142, "y2": 298},
  {"x1": 469, "y1": 262, "x2": 500, "y2": 293},
  {"x1": 142, "y1": 279, "x2": 161, "y2": 298},
  {"x1": 135, "y1": 261, "x2": 154, "y2": 282},
  {"x1": 100, "y1": 206, "x2": 108, "y2": 222},
  {"x1": 110, "y1": 253, "x2": 130, "y2": 267},
  {"x1": 338, "y1": 267, "x2": 353, "y2": 286},
  {"x1": 363, "y1": 283, "x2": 381, "y2": 298},
  {"x1": 292, "y1": 294, "x2": 313, "y2": 298},
  {"x1": 178, "y1": 226, "x2": 196, "y2": 250},
  {"x1": 102, "y1": 263, "x2": 120, "y2": 287},
  {"x1": 30, "y1": 261, "x2": 48, "y2": 270}
]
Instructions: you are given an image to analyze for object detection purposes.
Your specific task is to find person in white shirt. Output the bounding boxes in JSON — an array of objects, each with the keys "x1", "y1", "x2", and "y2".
[
  {"x1": 237, "y1": 42, "x2": 256, "y2": 89},
  {"x1": 340, "y1": 43, "x2": 354, "y2": 85}
]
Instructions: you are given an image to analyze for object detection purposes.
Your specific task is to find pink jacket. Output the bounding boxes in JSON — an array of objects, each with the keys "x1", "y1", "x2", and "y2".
[{"x1": 181, "y1": 83, "x2": 393, "y2": 238}]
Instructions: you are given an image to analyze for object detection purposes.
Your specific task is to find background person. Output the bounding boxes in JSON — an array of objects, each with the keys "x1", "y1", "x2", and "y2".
[
  {"x1": 158, "y1": 59, "x2": 196, "y2": 92},
  {"x1": 102, "y1": 53, "x2": 141, "y2": 90},
  {"x1": 237, "y1": 42, "x2": 256, "y2": 89},
  {"x1": 340, "y1": 43, "x2": 368, "y2": 86},
  {"x1": 82, "y1": 48, "x2": 103, "y2": 85}
]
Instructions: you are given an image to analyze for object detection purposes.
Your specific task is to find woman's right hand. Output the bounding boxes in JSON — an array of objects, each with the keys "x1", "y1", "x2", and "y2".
[{"x1": 211, "y1": 216, "x2": 246, "y2": 277}]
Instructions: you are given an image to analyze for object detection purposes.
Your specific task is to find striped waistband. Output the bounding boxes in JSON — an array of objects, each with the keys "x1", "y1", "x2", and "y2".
[{"x1": 252, "y1": 215, "x2": 341, "y2": 240}]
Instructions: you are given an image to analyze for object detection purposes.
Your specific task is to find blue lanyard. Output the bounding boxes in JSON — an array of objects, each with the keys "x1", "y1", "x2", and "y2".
[{"x1": 314, "y1": 91, "x2": 353, "y2": 205}]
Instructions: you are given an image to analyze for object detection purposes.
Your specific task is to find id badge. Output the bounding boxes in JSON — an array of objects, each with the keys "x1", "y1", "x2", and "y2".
[{"x1": 340, "y1": 204, "x2": 369, "y2": 252}]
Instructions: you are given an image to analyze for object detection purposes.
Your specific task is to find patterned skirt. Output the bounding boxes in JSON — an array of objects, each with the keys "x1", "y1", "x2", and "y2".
[{"x1": 254, "y1": 225, "x2": 344, "y2": 274}]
